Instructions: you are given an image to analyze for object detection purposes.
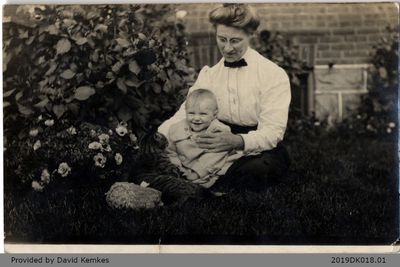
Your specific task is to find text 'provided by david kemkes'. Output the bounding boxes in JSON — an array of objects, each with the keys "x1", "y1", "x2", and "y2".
[{"x1": 10, "y1": 256, "x2": 110, "y2": 264}]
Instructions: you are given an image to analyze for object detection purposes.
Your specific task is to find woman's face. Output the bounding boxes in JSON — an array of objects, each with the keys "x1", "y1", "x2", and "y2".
[{"x1": 216, "y1": 24, "x2": 250, "y2": 62}]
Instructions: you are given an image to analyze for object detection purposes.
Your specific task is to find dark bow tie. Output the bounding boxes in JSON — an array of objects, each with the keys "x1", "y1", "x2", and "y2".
[{"x1": 224, "y1": 58, "x2": 248, "y2": 68}]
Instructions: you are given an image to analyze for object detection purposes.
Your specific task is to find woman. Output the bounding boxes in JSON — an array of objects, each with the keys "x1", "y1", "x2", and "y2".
[{"x1": 159, "y1": 4, "x2": 291, "y2": 191}]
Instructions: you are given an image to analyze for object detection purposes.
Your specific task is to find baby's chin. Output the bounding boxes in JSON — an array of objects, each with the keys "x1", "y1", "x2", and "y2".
[{"x1": 190, "y1": 124, "x2": 209, "y2": 132}]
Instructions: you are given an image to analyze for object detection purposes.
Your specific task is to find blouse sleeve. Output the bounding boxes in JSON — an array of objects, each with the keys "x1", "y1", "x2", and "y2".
[
  {"x1": 158, "y1": 66, "x2": 211, "y2": 138},
  {"x1": 239, "y1": 66, "x2": 291, "y2": 154}
]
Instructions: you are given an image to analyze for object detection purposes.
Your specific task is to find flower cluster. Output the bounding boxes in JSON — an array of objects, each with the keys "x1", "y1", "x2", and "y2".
[{"x1": 6, "y1": 115, "x2": 141, "y2": 192}]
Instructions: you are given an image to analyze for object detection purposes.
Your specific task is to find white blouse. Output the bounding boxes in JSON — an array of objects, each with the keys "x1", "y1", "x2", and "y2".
[{"x1": 158, "y1": 47, "x2": 291, "y2": 155}]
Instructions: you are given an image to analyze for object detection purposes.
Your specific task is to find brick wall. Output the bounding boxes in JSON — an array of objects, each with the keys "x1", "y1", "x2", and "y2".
[{"x1": 178, "y1": 3, "x2": 398, "y2": 67}]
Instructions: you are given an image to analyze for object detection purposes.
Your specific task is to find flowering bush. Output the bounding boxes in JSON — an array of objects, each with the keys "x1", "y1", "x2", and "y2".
[
  {"x1": 3, "y1": 4, "x2": 193, "y2": 192},
  {"x1": 338, "y1": 27, "x2": 398, "y2": 137},
  {"x1": 5, "y1": 114, "x2": 140, "y2": 192},
  {"x1": 3, "y1": 5, "x2": 192, "y2": 139}
]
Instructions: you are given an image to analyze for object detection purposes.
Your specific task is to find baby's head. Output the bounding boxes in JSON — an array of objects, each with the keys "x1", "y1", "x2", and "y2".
[{"x1": 185, "y1": 89, "x2": 218, "y2": 132}]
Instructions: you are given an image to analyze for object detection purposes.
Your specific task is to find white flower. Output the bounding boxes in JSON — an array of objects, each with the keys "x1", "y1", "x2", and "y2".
[
  {"x1": 115, "y1": 153, "x2": 123, "y2": 165},
  {"x1": 32, "y1": 181, "x2": 44, "y2": 192},
  {"x1": 108, "y1": 129, "x2": 113, "y2": 135},
  {"x1": 98, "y1": 133, "x2": 110, "y2": 145},
  {"x1": 40, "y1": 169, "x2": 50, "y2": 184},
  {"x1": 29, "y1": 129, "x2": 39, "y2": 137},
  {"x1": 314, "y1": 121, "x2": 321, "y2": 126},
  {"x1": 90, "y1": 130, "x2": 97, "y2": 138},
  {"x1": 38, "y1": 115, "x2": 43, "y2": 121},
  {"x1": 94, "y1": 153, "x2": 107, "y2": 168},
  {"x1": 129, "y1": 133, "x2": 138, "y2": 143},
  {"x1": 44, "y1": 119, "x2": 54, "y2": 126},
  {"x1": 88, "y1": 141, "x2": 102, "y2": 150},
  {"x1": 103, "y1": 145, "x2": 112, "y2": 152},
  {"x1": 58, "y1": 162, "x2": 71, "y2": 177},
  {"x1": 67, "y1": 126, "x2": 77, "y2": 135},
  {"x1": 116, "y1": 125, "x2": 128, "y2": 136},
  {"x1": 33, "y1": 140, "x2": 41, "y2": 151},
  {"x1": 388, "y1": 122, "x2": 396, "y2": 128},
  {"x1": 386, "y1": 128, "x2": 392, "y2": 134},
  {"x1": 176, "y1": 10, "x2": 187, "y2": 19}
]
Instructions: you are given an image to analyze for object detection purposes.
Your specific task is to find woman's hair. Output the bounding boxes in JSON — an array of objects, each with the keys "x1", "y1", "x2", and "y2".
[
  {"x1": 209, "y1": 4, "x2": 260, "y2": 34},
  {"x1": 186, "y1": 89, "x2": 218, "y2": 110}
]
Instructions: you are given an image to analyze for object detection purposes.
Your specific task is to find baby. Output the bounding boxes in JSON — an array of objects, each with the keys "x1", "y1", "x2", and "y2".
[{"x1": 166, "y1": 89, "x2": 238, "y2": 188}]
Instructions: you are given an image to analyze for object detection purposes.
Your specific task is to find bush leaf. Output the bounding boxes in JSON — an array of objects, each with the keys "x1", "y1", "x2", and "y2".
[
  {"x1": 56, "y1": 38, "x2": 71, "y2": 55},
  {"x1": 117, "y1": 78, "x2": 127, "y2": 93},
  {"x1": 33, "y1": 98, "x2": 49, "y2": 108},
  {"x1": 3, "y1": 88, "x2": 16, "y2": 98},
  {"x1": 53, "y1": 104, "x2": 66, "y2": 118},
  {"x1": 129, "y1": 60, "x2": 140, "y2": 74},
  {"x1": 116, "y1": 38, "x2": 131, "y2": 48},
  {"x1": 74, "y1": 86, "x2": 95, "y2": 101},
  {"x1": 61, "y1": 69, "x2": 76, "y2": 79}
]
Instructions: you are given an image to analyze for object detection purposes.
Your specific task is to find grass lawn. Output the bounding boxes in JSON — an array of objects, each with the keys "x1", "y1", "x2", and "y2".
[{"x1": 4, "y1": 134, "x2": 398, "y2": 245}]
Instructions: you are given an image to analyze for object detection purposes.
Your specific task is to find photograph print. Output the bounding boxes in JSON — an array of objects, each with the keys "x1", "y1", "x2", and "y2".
[{"x1": 3, "y1": 2, "x2": 399, "y2": 247}]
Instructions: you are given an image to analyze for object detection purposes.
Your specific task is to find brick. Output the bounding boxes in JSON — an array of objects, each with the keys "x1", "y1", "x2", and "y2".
[
  {"x1": 319, "y1": 35, "x2": 344, "y2": 43},
  {"x1": 337, "y1": 58, "x2": 369, "y2": 64},
  {"x1": 328, "y1": 22, "x2": 340, "y2": 27},
  {"x1": 344, "y1": 35, "x2": 368, "y2": 42},
  {"x1": 331, "y1": 43, "x2": 355, "y2": 50},
  {"x1": 343, "y1": 50, "x2": 370, "y2": 57},
  {"x1": 316, "y1": 15, "x2": 337, "y2": 21},
  {"x1": 316, "y1": 21, "x2": 327, "y2": 27},
  {"x1": 340, "y1": 21, "x2": 361, "y2": 27},
  {"x1": 357, "y1": 28, "x2": 381, "y2": 34},
  {"x1": 320, "y1": 51, "x2": 341, "y2": 58},
  {"x1": 339, "y1": 14, "x2": 359, "y2": 21},
  {"x1": 363, "y1": 13, "x2": 383, "y2": 20},
  {"x1": 325, "y1": 5, "x2": 350, "y2": 13},
  {"x1": 317, "y1": 44, "x2": 330, "y2": 50},
  {"x1": 297, "y1": 36, "x2": 318, "y2": 44},
  {"x1": 332, "y1": 28, "x2": 356, "y2": 35},
  {"x1": 351, "y1": 4, "x2": 379, "y2": 13}
]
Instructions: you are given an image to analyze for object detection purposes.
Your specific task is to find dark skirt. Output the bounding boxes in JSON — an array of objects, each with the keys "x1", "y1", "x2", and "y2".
[{"x1": 212, "y1": 120, "x2": 291, "y2": 192}]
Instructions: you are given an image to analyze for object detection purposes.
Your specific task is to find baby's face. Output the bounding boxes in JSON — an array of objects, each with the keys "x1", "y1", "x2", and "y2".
[{"x1": 186, "y1": 99, "x2": 217, "y2": 132}]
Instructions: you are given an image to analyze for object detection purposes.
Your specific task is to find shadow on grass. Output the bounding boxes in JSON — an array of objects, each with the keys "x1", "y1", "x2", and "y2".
[{"x1": 4, "y1": 135, "x2": 399, "y2": 245}]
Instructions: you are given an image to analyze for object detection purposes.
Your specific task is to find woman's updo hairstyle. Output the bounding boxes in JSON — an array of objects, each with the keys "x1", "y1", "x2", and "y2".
[{"x1": 209, "y1": 4, "x2": 260, "y2": 34}]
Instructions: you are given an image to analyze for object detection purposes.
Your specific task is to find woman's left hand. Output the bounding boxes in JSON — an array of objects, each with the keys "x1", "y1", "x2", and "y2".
[{"x1": 194, "y1": 132, "x2": 244, "y2": 152}]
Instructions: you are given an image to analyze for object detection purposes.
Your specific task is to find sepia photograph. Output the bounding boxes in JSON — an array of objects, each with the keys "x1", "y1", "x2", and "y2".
[{"x1": 2, "y1": 2, "x2": 399, "y2": 249}]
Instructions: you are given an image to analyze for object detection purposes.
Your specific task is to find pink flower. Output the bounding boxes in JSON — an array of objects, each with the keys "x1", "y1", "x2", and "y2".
[
  {"x1": 88, "y1": 141, "x2": 102, "y2": 150},
  {"x1": 115, "y1": 153, "x2": 123, "y2": 165},
  {"x1": 67, "y1": 126, "x2": 77, "y2": 135},
  {"x1": 98, "y1": 133, "x2": 110, "y2": 145},
  {"x1": 33, "y1": 140, "x2": 41, "y2": 151},
  {"x1": 94, "y1": 153, "x2": 107, "y2": 168},
  {"x1": 116, "y1": 125, "x2": 128, "y2": 136},
  {"x1": 41, "y1": 169, "x2": 50, "y2": 184},
  {"x1": 29, "y1": 129, "x2": 39, "y2": 137},
  {"x1": 58, "y1": 162, "x2": 71, "y2": 177},
  {"x1": 44, "y1": 119, "x2": 54, "y2": 126},
  {"x1": 32, "y1": 181, "x2": 44, "y2": 192}
]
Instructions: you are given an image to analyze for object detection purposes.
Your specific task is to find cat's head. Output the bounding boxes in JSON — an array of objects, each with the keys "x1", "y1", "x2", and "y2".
[{"x1": 138, "y1": 131, "x2": 169, "y2": 153}]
